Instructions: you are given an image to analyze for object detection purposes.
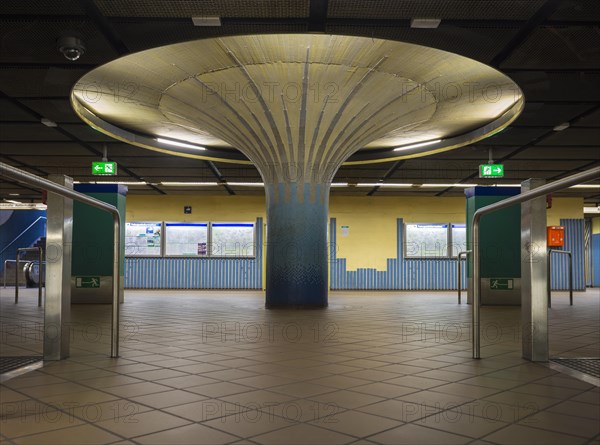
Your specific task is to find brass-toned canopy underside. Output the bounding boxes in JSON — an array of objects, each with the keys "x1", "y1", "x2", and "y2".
[{"x1": 72, "y1": 34, "x2": 523, "y2": 181}]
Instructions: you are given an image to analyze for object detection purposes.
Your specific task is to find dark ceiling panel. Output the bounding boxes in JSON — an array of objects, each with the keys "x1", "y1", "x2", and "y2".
[
  {"x1": 325, "y1": 25, "x2": 517, "y2": 63},
  {"x1": 574, "y1": 108, "x2": 600, "y2": 127},
  {"x1": 508, "y1": 71, "x2": 600, "y2": 102},
  {"x1": 483, "y1": 127, "x2": 548, "y2": 145},
  {"x1": 0, "y1": 68, "x2": 90, "y2": 97},
  {"x1": 0, "y1": 0, "x2": 85, "y2": 15},
  {"x1": 0, "y1": 98, "x2": 38, "y2": 122},
  {"x1": 113, "y1": 21, "x2": 307, "y2": 52},
  {"x1": 59, "y1": 123, "x2": 118, "y2": 142},
  {"x1": 0, "y1": 20, "x2": 118, "y2": 64},
  {"x1": 510, "y1": 146, "x2": 600, "y2": 160},
  {"x1": 550, "y1": 0, "x2": 600, "y2": 22},
  {"x1": 19, "y1": 99, "x2": 82, "y2": 123},
  {"x1": 541, "y1": 127, "x2": 600, "y2": 145},
  {"x1": 502, "y1": 26, "x2": 600, "y2": 69},
  {"x1": 328, "y1": 0, "x2": 545, "y2": 20},
  {"x1": 0, "y1": 142, "x2": 93, "y2": 156},
  {"x1": 97, "y1": 0, "x2": 310, "y2": 18},
  {"x1": 0, "y1": 123, "x2": 69, "y2": 141},
  {"x1": 512, "y1": 102, "x2": 593, "y2": 127}
]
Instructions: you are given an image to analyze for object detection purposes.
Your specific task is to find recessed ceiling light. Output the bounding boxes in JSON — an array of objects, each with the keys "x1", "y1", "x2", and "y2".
[
  {"x1": 553, "y1": 122, "x2": 570, "y2": 131},
  {"x1": 410, "y1": 18, "x2": 441, "y2": 29},
  {"x1": 393, "y1": 139, "x2": 441, "y2": 151},
  {"x1": 41, "y1": 118, "x2": 57, "y2": 127},
  {"x1": 160, "y1": 182, "x2": 219, "y2": 186},
  {"x1": 192, "y1": 16, "x2": 221, "y2": 27},
  {"x1": 155, "y1": 137, "x2": 206, "y2": 150},
  {"x1": 356, "y1": 183, "x2": 413, "y2": 187}
]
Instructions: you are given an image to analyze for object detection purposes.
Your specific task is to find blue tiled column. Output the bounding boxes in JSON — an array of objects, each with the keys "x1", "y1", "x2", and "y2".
[{"x1": 265, "y1": 182, "x2": 329, "y2": 308}]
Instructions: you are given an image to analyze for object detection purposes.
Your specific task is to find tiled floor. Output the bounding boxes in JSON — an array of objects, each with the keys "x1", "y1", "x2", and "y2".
[{"x1": 1, "y1": 288, "x2": 599, "y2": 445}]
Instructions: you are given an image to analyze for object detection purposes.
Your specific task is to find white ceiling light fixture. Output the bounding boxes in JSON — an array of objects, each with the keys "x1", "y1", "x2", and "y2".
[
  {"x1": 356, "y1": 183, "x2": 413, "y2": 187},
  {"x1": 41, "y1": 118, "x2": 57, "y2": 127},
  {"x1": 583, "y1": 206, "x2": 600, "y2": 214},
  {"x1": 393, "y1": 139, "x2": 441, "y2": 151},
  {"x1": 192, "y1": 16, "x2": 221, "y2": 27},
  {"x1": 160, "y1": 182, "x2": 219, "y2": 186},
  {"x1": 410, "y1": 18, "x2": 442, "y2": 29},
  {"x1": 93, "y1": 181, "x2": 147, "y2": 185},
  {"x1": 227, "y1": 182, "x2": 264, "y2": 187},
  {"x1": 330, "y1": 183, "x2": 348, "y2": 187},
  {"x1": 421, "y1": 183, "x2": 478, "y2": 187},
  {"x1": 553, "y1": 122, "x2": 570, "y2": 131},
  {"x1": 155, "y1": 137, "x2": 206, "y2": 150}
]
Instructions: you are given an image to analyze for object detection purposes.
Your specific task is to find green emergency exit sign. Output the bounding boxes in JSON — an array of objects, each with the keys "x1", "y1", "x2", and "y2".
[
  {"x1": 76, "y1": 276, "x2": 101, "y2": 288},
  {"x1": 92, "y1": 162, "x2": 117, "y2": 175},
  {"x1": 490, "y1": 278, "x2": 513, "y2": 290},
  {"x1": 479, "y1": 164, "x2": 504, "y2": 178}
]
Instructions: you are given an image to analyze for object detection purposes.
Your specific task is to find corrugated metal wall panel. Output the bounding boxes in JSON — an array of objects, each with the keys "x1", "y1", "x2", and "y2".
[
  {"x1": 125, "y1": 217, "x2": 262, "y2": 289},
  {"x1": 550, "y1": 219, "x2": 586, "y2": 291}
]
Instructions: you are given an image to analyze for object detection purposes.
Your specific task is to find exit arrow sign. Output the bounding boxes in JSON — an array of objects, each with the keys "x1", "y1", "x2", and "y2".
[
  {"x1": 479, "y1": 164, "x2": 504, "y2": 178},
  {"x1": 92, "y1": 162, "x2": 117, "y2": 176}
]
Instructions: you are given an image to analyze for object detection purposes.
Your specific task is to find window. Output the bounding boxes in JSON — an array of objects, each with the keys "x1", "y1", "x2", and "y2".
[
  {"x1": 125, "y1": 222, "x2": 162, "y2": 256},
  {"x1": 404, "y1": 222, "x2": 466, "y2": 258},
  {"x1": 165, "y1": 222, "x2": 208, "y2": 256},
  {"x1": 405, "y1": 223, "x2": 449, "y2": 257},
  {"x1": 451, "y1": 224, "x2": 467, "y2": 257},
  {"x1": 211, "y1": 223, "x2": 255, "y2": 257}
]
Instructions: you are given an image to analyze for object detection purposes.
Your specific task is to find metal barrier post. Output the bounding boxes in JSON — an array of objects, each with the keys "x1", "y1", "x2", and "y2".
[
  {"x1": 15, "y1": 255, "x2": 19, "y2": 304},
  {"x1": 548, "y1": 249, "x2": 573, "y2": 307},
  {"x1": 14, "y1": 247, "x2": 43, "y2": 306},
  {"x1": 1, "y1": 162, "x2": 122, "y2": 358},
  {"x1": 471, "y1": 166, "x2": 599, "y2": 359},
  {"x1": 457, "y1": 250, "x2": 471, "y2": 304}
]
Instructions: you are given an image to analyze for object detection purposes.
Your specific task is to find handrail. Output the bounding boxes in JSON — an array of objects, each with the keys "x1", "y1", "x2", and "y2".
[
  {"x1": 457, "y1": 250, "x2": 471, "y2": 304},
  {"x1": 548, "y1": 249, "x2": 573, "y2": 307},
  {"x1": 0, "y1": 162, "x2": 122, "y2": 358},
  {"x1": 15, "y1": 247, "x2": 43, "y2": 307},
  {"x1": 471, "y1": 167, "x2": 600, "y2": 359},
  {"x1": 0, "y1": 216, "x2": 46, "y2": 256}
]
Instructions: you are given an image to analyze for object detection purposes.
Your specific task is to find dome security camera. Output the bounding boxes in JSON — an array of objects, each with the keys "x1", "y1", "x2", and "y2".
[{"x1": 57, "y1": 35, "x2": 85, "y2": 61}]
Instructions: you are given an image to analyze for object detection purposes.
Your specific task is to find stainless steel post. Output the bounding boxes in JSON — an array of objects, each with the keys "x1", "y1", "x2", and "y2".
[
  {"x1": 0, "y1": 162, "x2": 122, "y2": 358},
  {"x1": 15, "y1": 254, "x2": 19, "y2": 304},
  {"x1": 471, "y1": 166, "x2": 599, "y2": 359},
  {"x1": 548, "y1": 249, "x2": 573, "y2": 307},
  {"x1": 521, "y1": 178, "x2": 548, "y2": 362},
  {"x1": 457, "y1": 250, "x2": 471, "y2": 304},
  {"x1": 38, "y1": 246, "x2": 43, "y2": 307}
]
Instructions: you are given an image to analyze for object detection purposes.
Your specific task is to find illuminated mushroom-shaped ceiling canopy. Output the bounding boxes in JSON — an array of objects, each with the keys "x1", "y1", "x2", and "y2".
[
  {"x1": 71, "y1": 34, "x2": 523, "y2": 307},
  {"x1": 72, "y1": 34, "x2": 523, "y2": 183}
]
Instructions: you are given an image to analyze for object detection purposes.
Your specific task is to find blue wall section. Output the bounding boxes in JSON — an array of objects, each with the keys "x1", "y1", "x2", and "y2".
[
  {"x1": 330, "y1": 218, "x2": 467, "y2": 290},
  {"x1": 550, "y1": 219, "x2": 586, "y2": 291},
  {"x1": 592, "y1": 233, "x2": 600, "y2": 287},
  {"x1": 124, "y1": 218, "x2": 262, "y2": 289},
  {"x1": 330, "y1": 217, "x2": 587, "y2": 291},
  {"x1": 0, "y1": 210, "x2": 46, "y2": 273},
  {"x1": 123, "y1": 216, "x2": 587, "y2": 291}
]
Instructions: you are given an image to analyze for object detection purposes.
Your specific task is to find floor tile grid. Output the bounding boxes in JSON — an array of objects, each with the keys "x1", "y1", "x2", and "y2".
[{"x1": 1, "y1": 290, "x2": 598, "y2": 444}]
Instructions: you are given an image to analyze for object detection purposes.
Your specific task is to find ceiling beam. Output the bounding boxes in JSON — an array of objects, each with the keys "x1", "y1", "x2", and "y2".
[
  {"x1": 0, "y1": 90, "x2": 166, "y2": 195},
  {"x1": 435, "y1": 103, "x2": 600, "y2": 196},
  {"x1": 204, "y1": 161, "x2": 235, "y2": 196},
  {"x1": 490, "y1": 0, "x2": 562, "y2": 68},
  {"x1": 78, "y1": 0, "x2": 129, "y2": 55},
  {"x1": 308, "y1": 0, "x2": 328, "y2": 32},
  {"x1": 367, "y1": 160, "x2": 405, "y2": 196}
]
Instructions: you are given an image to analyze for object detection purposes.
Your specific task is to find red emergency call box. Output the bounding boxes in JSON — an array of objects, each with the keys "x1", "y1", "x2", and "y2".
[{"x1": 547, "y1": 226, "x2": 565, "y2": 247}]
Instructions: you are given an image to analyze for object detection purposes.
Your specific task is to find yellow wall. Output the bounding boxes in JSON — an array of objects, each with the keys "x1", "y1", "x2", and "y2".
[
  {"x1": 592, "y1": 217, "x2": 600, "y2": 234},
  {"x1": 126, "y1": 194, "x2": 584, "y2": 270}
]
